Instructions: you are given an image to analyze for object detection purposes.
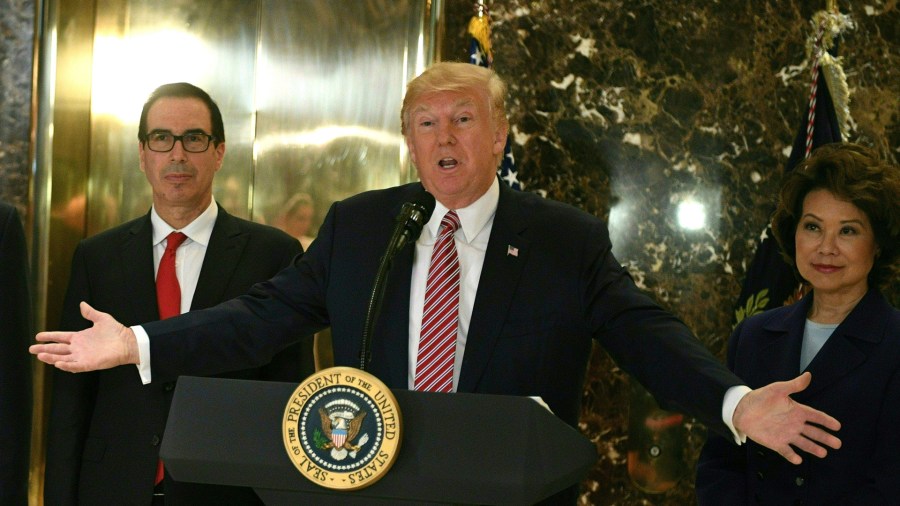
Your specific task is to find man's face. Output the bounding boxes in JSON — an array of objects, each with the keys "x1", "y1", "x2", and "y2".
[
  {"x1": 405, "y1": 88, "x2": 507, "y2": 210},
  {"x1": 138, "y1": 97, "x2": 224, "y2": 213}
]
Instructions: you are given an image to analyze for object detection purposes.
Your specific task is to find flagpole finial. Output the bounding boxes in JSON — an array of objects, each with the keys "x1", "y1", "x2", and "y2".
[{"x1": 476, "y1": 0, "x2": 488, "y2": 18}]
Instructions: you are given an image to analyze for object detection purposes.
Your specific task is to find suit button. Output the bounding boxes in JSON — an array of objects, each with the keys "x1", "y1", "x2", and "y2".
[
  {"x1": 151, "y1": 435, "x2": 161, "y2": 446},
  {"x1": 756, "y1": 471, "x2": 764, "y2": 481},
  {"x1": 795, "y1": 476, "x2": 805, "y2": 486},
  {"x1": 164, "y1": 382, "x2": 176, "y2": 392}
]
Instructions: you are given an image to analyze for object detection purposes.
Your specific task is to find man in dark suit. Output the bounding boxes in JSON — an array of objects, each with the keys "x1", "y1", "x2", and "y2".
[
  {"x1": 0, "y1": 201, "x2": 31, "y2": 506},
  {"x1": 43, "y1": 83, "x2": 313, "y2": 506},
  {"x1": 34, "y1": 64, "x2": 842, "y2": 501}
]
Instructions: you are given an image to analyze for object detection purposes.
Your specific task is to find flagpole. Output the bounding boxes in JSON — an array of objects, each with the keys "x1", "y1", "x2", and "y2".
[{"x1": 826, "y1": 0, "x2": 837, "y2": 12}]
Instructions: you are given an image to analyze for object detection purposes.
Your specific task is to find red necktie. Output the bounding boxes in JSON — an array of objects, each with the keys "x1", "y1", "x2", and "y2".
[
  {"x1": 155, "y1": 231, "x2": 187, "y2": 486},
  {"x1": 156, "y1": 232, "x2": 187, "y2": 320},
  {"x1": 415, "y1": 211, "x2": 460, "y2": 392}
]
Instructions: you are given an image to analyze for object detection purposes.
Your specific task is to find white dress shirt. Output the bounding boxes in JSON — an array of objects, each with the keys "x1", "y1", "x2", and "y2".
[
  {"x1": 407, "y1": 177, "x2": 499, "y2": 391},
  {"x1": 135, "y1": 200, "x2": 217, "y2": 382}
]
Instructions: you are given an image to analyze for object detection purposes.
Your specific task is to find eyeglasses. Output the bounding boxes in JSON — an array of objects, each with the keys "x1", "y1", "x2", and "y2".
[{"x1": 144, "y1": 130, "x2": 216, "y2": 153}]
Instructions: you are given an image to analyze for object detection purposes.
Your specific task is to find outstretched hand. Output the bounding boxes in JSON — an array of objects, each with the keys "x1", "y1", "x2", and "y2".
[
  {"x1": 30, "y1": 302, "x2": 139, "y2": 373},
  {"x1": 733, "y1": 372, "x2": 841, "y2": 465}
]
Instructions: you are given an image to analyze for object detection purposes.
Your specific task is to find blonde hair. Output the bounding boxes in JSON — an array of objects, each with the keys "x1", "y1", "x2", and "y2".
[{"x1": 401, "y1": 62, "x2": 509, "y2": 137}]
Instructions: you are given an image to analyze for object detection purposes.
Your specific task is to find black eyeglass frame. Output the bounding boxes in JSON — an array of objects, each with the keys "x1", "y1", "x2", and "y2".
[{"x1": 142, "y1": 130, "x2": 218, "y2": 153}]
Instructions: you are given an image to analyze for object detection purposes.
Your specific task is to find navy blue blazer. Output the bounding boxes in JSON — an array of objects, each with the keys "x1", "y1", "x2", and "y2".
[
  {"x1": 45, "y1": 205, "x2": 312, "y2": 506},
  {"x1": 696, "y1": 288, "x2": 900, "y2": 505},
  {"x1": 145, "y1": 181, "x2": 741, "y2": 434}
]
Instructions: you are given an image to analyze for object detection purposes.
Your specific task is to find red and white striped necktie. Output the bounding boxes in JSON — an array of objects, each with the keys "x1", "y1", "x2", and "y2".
[{"x1": 415, "y1": 210, "x2": 461, "y2": 392}]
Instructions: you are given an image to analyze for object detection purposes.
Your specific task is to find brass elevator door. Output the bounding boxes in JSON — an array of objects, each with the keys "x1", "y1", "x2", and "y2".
[
  {"x1": 31, "y1": 1, "x2": 441, "y2": 502},
  {"x1": 37, "y1": 0, "x2": 440, "y2": 350}
]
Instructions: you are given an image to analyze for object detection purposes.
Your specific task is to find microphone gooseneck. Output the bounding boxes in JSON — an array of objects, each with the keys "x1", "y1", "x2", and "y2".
[
  {"x1": 391, "y1": 191, "x2": 437, "y2": 255},
  {"x1": 359, "y1": 190, "x2": 436, "y2": 370}
]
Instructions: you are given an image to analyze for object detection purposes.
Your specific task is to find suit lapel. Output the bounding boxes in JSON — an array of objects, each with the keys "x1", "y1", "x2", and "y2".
[
  {"x1": 798, "y1": 290, "x2": 884, "y2": 400},
  {"x1": 751, "y1": 298, "x2": 808, "y2": 386},
  {"x1": 191, "y1": 206, "x2": 249, "y2": 310},
  {"x1": 371, "y1": 187, "x2": 429, "y2": 389},
  {"x1": 457, "y1": 184, "x2": 530, "y2": 392},
  {"x1": 121, "y1": 214, "x2": 161, "y2": 323},
  {"x1": 376, "y1": 236, "x2": 415, "y2": 389}
]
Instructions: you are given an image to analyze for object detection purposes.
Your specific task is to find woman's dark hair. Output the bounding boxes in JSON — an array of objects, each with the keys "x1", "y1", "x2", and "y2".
[
  {"x1": 771, "y1": 142, "x2": 899, "y2": 289},
  {"x1": 137, "y1": 82, "x2": 225, "y2": 145}
]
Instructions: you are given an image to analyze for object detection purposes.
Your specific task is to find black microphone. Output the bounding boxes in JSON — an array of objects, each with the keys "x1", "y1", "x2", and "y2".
[
  {"x1": 359, "y1": 190, "x2": 436, "y2": 370},
  {"x1": 389, "y1": 190, "x2": 436, "y2": 255}
]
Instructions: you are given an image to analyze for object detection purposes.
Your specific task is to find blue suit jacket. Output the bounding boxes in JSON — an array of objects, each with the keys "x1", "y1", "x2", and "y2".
[
  {"x1": 145, "y1": 181, "x2": 741, "y2": 434},
  {"x1": 696, "y1": 288, "x2": 900, "y2": 505}
]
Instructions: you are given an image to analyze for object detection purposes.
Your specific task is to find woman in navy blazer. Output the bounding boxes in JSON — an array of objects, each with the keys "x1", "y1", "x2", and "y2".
[{"x1": 696, "y1": 142, "x2": 900, "y2": 505}]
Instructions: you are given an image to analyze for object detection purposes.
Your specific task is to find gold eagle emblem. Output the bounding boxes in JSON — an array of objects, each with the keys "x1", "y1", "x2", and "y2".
[{"x1": 319, "y1": 407, "x2": 367, "y2": 452}]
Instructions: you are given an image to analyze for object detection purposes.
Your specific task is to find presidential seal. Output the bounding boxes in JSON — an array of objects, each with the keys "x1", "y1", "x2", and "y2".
[{"x1": 282, "y1": 367, "x2": 402, "y2": 490}]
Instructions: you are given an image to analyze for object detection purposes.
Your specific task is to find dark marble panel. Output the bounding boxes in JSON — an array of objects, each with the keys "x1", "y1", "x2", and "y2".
[
  {"x1": 443, "y1": 1, "x2": 898, "y2": 504},
  {"x1": 0, "y1": 0, "x2": 34, "y2": 215}
]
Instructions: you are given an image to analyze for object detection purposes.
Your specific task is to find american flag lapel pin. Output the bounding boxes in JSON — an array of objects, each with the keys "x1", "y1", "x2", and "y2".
[{"x1": 507, "y1": 245, "x2": 519, "y2": 257}]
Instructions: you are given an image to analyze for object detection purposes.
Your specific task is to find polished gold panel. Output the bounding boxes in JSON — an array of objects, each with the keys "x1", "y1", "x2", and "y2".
[
  {"x1": 31, "y1": 0, "x2": 96, "y2": 502},
  {"x1": 252, "y1": 0, "x2": 433, "y2": 232},
  {"x1": 89, "y1": 0, "x2": 260, "y2": 229}
]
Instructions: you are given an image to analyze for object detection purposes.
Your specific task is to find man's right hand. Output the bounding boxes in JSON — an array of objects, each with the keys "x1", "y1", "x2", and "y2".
[{"x1": 31, "y1": 301, "x2": 139, "y2": 373}]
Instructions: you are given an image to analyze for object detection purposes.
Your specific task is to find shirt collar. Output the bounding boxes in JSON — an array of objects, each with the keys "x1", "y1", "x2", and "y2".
[
  {"x1": 426, "y1": 177, "x2": 499, "y2": 243},
  {"x1": 150, "y1": 200, "x2": 218, "y2": 247}
]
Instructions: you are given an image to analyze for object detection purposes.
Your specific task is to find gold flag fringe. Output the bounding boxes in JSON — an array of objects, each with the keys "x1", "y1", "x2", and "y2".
[
  {"x1": 806, "y1": 10, "x2": 855, "y2": 136},
  {"x1": 468, "y1": 14, "x2": 493, "y2": 62}
]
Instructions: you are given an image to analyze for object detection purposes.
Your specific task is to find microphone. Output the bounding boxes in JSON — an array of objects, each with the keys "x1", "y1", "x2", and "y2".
[
  {"x1": 359, "y1": 190, "x2": 436, "y2": 370},
  {"x1": 389, "y1": 190, "x2": 436, "y2": 255}
]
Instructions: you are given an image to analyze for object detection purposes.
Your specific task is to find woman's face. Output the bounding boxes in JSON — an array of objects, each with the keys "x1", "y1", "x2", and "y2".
[{"x1": 795, "y1": 189, "x2": 877, "y2": 300}]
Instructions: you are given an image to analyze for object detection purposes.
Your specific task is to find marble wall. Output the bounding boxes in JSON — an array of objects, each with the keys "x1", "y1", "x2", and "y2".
[
  {"x1": 441, "y1": 1, "x2": 898, "y2": 504},
  {"x1": 0, "y1": 0, "x2": 34, "y2": 216}
]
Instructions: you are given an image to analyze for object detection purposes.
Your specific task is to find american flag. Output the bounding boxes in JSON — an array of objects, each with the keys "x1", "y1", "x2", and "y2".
[
  {"x1": 733, "y1": 10, "x2": 852, "y2": 324},
  {"x1": 468, "y1": 4, "x2": 521, "y2": 190}
]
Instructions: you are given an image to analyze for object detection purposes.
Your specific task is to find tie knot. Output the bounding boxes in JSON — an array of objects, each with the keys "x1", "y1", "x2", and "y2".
[
  {"x1": 441, "y1": 211, "x2": 460, "y2": 234},
  {"x1": 165, "y1": 232, "x2": 188, "y2": 252}
]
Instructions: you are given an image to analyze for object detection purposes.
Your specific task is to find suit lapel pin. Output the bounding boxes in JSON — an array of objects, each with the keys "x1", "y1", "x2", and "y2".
[{"x1": 507, "y1": 245, "x2": 519, "y2": 257}]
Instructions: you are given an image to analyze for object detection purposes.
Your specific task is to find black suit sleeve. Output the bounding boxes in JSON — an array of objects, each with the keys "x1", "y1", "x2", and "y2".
[
  {"x1": 0, "y1": 203, "x2": 32, "y2": 506},
  {"x1": 578, "y1": 219, "x2": 740, "y2": 435},
  {"x1": 695, "y1": 321, "x2": 749, "y2": 506},
  {"x1": 255, "y1": 238, "x2": 315, "y2": 381}
]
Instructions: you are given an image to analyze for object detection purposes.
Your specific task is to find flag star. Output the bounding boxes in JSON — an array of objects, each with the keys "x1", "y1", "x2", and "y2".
[
  {"x1": 500, "y1": 169, "x2": 520, "y2": 189},
  {"x1": 470, "y1": 48, "x2": 485, "y2": 66}
]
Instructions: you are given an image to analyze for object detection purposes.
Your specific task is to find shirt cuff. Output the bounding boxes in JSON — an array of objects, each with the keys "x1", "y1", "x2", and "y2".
[
  {"x1": 132, "y1": 325, "x2": 152, "y2": 385},
  {"x1": 723, "y1": 385, "x2": 752, "y2": 444}
]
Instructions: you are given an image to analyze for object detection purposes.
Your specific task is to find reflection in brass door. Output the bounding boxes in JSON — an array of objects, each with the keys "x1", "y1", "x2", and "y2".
[{"x1": 31, "y1": 1, "x2": 442, "y2": 503}]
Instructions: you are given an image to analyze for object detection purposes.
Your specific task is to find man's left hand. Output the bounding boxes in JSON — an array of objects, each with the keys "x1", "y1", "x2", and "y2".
[{"x1": 733, "y1": 372, "x2": 841, "y2": 465}]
